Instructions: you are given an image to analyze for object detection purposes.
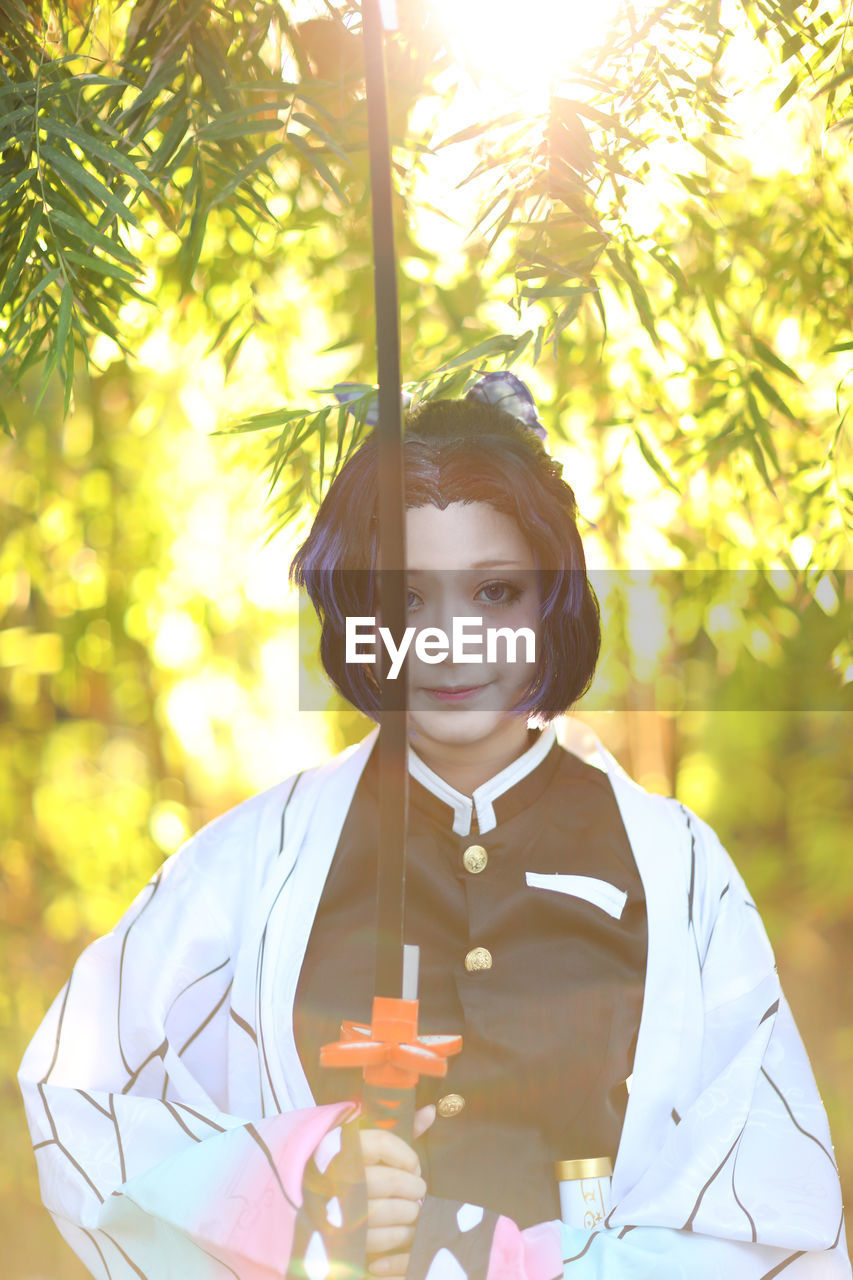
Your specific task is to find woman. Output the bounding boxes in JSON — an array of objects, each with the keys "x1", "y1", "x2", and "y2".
[{"x1": 19, "y1": 377, "x2": 850, "y2": 1279}]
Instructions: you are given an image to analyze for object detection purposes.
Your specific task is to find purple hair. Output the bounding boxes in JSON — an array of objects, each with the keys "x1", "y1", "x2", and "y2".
[{"x1": 289, "y1": 398, "x2": 600, "y2": 720}]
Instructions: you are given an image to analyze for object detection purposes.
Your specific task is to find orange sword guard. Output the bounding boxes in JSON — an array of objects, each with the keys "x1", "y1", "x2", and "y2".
[{"x1": 321, "y1": 996, "x2": 462, "y2": 1132}]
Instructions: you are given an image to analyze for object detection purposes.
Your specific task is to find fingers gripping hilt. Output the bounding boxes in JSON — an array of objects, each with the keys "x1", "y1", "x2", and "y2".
[{"x1": 321, "y1": 997, "x2": 462, "y2": 1140}]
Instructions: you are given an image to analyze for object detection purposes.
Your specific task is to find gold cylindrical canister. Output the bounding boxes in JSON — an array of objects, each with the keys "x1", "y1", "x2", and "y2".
[{"x1": 554, "y1": 1157, "x2": 613, "y2": 1229}]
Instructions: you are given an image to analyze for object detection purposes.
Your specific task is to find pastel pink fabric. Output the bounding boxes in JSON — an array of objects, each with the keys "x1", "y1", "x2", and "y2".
[{"x1": 488, "y1": 1216, "x2": 562, "y2": 1280}]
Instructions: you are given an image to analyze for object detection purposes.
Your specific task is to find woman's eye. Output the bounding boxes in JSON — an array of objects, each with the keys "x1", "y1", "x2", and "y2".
[
  {"x1": 476, "y1": 580, "x2": 521, "y2": 606},
  {"x1": 407, "y1": 590, "x2": 422, "y2": 610}
]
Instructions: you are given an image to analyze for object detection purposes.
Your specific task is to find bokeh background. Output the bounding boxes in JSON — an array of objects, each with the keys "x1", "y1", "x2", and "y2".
[{"x1": 1, "y1": 0, "x2": 852, "y2": 1275}]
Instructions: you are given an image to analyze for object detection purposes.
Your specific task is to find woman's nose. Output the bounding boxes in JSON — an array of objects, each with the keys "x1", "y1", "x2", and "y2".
[{"x1": 414, "y1": 586, "x2": 474, "y2": 642}]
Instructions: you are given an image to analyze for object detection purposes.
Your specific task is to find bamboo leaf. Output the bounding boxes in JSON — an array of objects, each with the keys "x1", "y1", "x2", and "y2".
[
  {"x1": 511, "y1": 330, "x2": 533, "y2": 361},
  {"x1": 0, "y1": 205, "x2": 41, "y2": 309},
  {"x1": 286, "y1": 131, "x2": 347, "y2": 203},
  {"x1": 675, "y1": 171, "x2": 707, "y2": 198},
  {"x1": 0, "y1": 102, "x2": 34, "y2": 135},
  {"x1": 750, "y1": 370, "x2": 797, "y2": 420},
  {"x1": 62, "y1": 324, "x2": 76, "y2": 415},
  {"x1": 39, "y1": 72, "x2": 125, "y2": 100},
  {"x1": 16, "y1": 321, "x2": 51, "y2": 378},
  {"x1": 649, "y1": 247, "x2": 688, "y2": 292},
  {"x1": 61, "y1": 247, "x2": 140, "y2": 284},
  {"x1": 590, "y1": 285, "x2": 607, "y2": 338},
  {"x1": 775, "y1": 71, "x2": 803, "y2": 111},
  {"x1": 520, "y1": 284, "x2": 595, "y2": 300},
  {"x1": 149, "y1": 106, "x2": 190, "y2": 174},
  {"x1": 269, "y1": 412, "x2": 328, "y2": 494},
  {"x1": 747, "y1": 330, "x2": 799, "y2": 378},
  {"x1": 318, "y1": 402, "x2": 326, "y2": 493},
  {"x1": 5, "y1": 266, "x2": 62, "y2": 319},
  {"x1": 0, "y1": 165, "x2": 35, "y2": 207},
  {"x1": 115, "y1": 62, "x2": 182, "y2": 132},
  {"x1": 291, "y1": 112, "x2": 352, "y2": 164},
  {"x1": 35, "y1": 286, "x2": 70, "y2": 409},
  {"x1": 41, "y1": 118, "x2": 157, "y2": 194},
  {"x1": 55, "y1": 281, "x2": 72, "y2": 361},
  {"x1": 751, "y1": 335, "x2": 802, "y2": 382},
  {"x1": 331, "y1": 402, "x2": 351, "y2": 480},
  {"x1": 179, "y1": 153, "x2": 208, "y2": 287},
  {"x1": 436, "y1": 111, "x2": 527, "y2": 148},
  {"x1": 745, "y1": 385, "x2": 782, "y2": 471},
  {"x1": 47, "y1": 208, "x2": 138, "y2": 267},
  {"x1": 560, "y1": 99, "x2": 644, "y2": 146},
  {"x1": 223, "y1": 407, "x2": 315, "y2": 434},
  {"x1": 208, "y1": 142, "x2": 287, "y2": 209},
  {"x1": 692, "y1": 137, "x2": 734, "y2": 170},
  {"x1": 437, "y1": 334, "x2": 518, "y2": 372},
  {"x1": 223, "y1": 324, "x2": 252, "y2": 377},
  {"x1": 0, "y1": 78, "x2": 39, "y2": 98},
  {"x1": 199, "y1": 117, "x2": 284, "y2": 142},
  {"x1": 634, "y1": 429, "x2": 680, "y2": 492},
  {"x1": 745, "y1": 432, "x2": 775, "y2": 493},
  {"x1": 488, "y1": 193, "x2": 524, "y2": 252},
  {"x1": 608, "y1": 248, "x2": 660, "y2": 347},
  {"x1": 228, "y1": 79, "x2": 302, "y2": 102},
  {"x1": 813, "y1": 62, "x2": 853, "y2": 98},
  {"x1": 41, "y1": 142, "x2": 141, "y2": 226}
]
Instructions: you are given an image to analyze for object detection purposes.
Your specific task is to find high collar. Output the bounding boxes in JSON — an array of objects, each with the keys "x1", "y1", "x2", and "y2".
[{"x1": 406, "y1": 724, "x2": 558, "y2": 836}]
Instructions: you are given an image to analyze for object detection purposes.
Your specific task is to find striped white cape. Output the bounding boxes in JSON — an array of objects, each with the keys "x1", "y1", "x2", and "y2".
[{"x1": 19, "y1": 721, "x2": 851, "y2": 1278}]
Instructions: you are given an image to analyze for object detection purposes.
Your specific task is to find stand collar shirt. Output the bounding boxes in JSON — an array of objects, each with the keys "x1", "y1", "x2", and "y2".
[
  {"x1": 294, "y1": 727, "x2": 648, "y2": 1226},
  {"x1": 408, "y1": 725, "x2": 558, "y2": 835}
]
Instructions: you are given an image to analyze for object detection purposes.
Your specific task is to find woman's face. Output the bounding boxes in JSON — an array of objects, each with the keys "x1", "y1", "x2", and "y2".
[{"x1": 402, "y1": 501, "x2": 541, "y2": 767}]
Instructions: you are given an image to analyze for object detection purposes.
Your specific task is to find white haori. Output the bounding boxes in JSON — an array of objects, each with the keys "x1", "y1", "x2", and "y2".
[{"x1": 19, "y1": 720, "x2": 850, "y2": 1278}]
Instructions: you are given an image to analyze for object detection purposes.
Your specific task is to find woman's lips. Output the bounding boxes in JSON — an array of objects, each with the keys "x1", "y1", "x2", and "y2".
[{"x1": 423, "y1": 683, "x2": 489, "y2": 703}]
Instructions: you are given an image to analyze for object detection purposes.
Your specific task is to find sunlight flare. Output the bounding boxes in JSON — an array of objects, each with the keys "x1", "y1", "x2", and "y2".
[{"x1": 429, "y1": 0, "x2": 632, "y2": 103}]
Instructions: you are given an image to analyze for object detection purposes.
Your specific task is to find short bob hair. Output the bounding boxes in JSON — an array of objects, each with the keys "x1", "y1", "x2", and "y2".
[{"x1": 289, "y1": 397, "x2": 600, "y2": 721}]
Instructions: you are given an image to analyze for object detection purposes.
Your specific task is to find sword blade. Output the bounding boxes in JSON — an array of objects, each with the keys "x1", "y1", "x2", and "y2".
[{"x1": 363, "y1": 0, "x2": 408, "y2": 1001}]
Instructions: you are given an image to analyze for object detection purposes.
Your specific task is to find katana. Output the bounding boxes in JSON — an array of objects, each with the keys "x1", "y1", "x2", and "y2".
[
  {"x1": 362, "y1": 0, "x2": 407, "y2": 1007},
  {"x1": 321, "y1": 0, "x2": 461, "y2": 1137}
]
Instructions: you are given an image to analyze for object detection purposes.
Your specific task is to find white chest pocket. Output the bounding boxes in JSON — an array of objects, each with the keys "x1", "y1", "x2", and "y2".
[{"x1": 525, "y1": 872, "x2": 627, "y2": 920}]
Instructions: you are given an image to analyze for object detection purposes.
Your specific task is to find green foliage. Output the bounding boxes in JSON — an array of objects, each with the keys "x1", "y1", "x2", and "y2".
[
  {"x1": 0, "y1": 0, "x2": 399, "y2": 424},
  {"x1": 1, "y1": 0, "x2": 851, "y2": 555}
]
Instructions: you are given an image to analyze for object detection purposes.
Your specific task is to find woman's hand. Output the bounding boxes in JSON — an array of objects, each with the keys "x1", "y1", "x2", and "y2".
[{"x1": 361, "y1": 1104, "x2": 435, "y2": 1277}]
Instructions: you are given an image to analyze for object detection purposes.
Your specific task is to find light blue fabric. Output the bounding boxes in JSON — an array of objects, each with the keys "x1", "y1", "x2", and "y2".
[{"x1": 559, "y1": 1222, "x2": 850, "y2": 1277}]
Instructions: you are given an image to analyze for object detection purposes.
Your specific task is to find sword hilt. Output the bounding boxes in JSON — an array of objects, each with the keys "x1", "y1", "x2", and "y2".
[
  {"x1": 361, "y1": 1081, "x2": 416, "y2": 1140},
  {"x1": 320, "y1": 995, "x2": 462, "y2": 1136}
]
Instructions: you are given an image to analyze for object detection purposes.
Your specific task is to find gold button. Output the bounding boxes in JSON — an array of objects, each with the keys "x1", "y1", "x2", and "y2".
[
  {"x1": 464, "y1": 946, "x2": 492, "y2": 972},
  {"x1": 462, "y1": 844, "x2": 488, "y2": 874},
  {"x1": 437, "y1": 1093, "x2": 466, "y2": 1118}
]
